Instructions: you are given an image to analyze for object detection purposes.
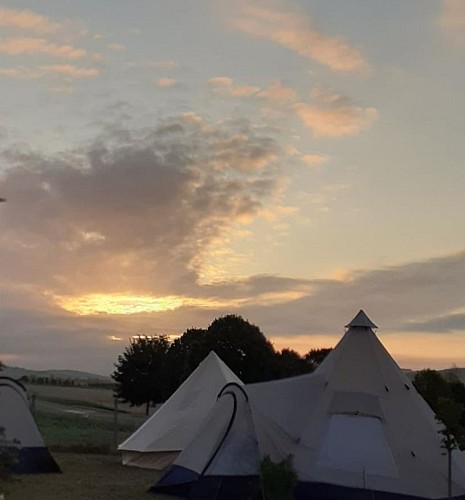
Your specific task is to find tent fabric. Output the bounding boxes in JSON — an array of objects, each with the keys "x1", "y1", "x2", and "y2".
[
  {"x1": 151, "y1": 382, "x2": 261, "y2": 497},
  {"x1": 0, "y1": 377, "x2": 60, "y2": 473},
  {"x1": 151, "y1": 310, "x2": 465, "y2": 499},
  {"x1": 119, "y1": 351, "x2": 242, "y2": 470}
]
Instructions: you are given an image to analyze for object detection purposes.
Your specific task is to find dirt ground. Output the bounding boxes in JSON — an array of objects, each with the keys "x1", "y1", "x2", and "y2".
[{"x1": 3, "y1": 452, "x2": 174, "y2": 500}]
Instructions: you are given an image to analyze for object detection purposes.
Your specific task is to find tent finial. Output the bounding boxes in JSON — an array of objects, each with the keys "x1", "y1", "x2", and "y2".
[{"x1": 345, "y1": 309, "x2": 378, "y2": 329}]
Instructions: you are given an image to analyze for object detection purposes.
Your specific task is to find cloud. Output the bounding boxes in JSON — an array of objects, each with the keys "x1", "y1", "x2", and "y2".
[
  {"x1": 43, "y1": 64, "x2": 99, "y2": 77},
  {"x1": 0, "y1": 113, "x2": 283, "y2": 299},
  {"x1": 227, "y1": 0, "x2": 370, "y2": 73},
  {"x1": 0, "y1": 6, "x2": 62, "y2": 35},
  {"x1": 209, "y1": 76, "x2": 260, "y2": 97},
  {"x1": 0, "y1": 38, "x2": 87, "y2": 59},
  {"x1": 49, "y1": 85, "x2": 74, "y2": 93},
  {"x1": 440, "y1": 0, "x2": 465, "y2": 46},
  {"x1": 259, "y1": 82, "x2": 298, "y2": 103},
  {"x1": 301, "y1": 153, "x2": 328, "y2": 166},
  {"x1": 405, "y1": 312, "x2": 465, "y2": 333},
  {"x1": 0, "y1": 64, "x2": 99, "y2": 79},
  {"x1": 156, "y1": 77, "x2": 182, "y2": 88},
  {"x1": 293, "y1": 86, "x2": 378, "y2": 137}
]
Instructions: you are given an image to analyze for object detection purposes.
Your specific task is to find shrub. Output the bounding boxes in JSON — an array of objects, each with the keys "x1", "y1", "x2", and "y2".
[{"x1": 260, "y1": 455, "x2": 297, "y2": 500}]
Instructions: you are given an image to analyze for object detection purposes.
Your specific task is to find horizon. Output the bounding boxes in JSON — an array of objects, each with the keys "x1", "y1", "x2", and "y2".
[{"x1": 1, "y1": 1, "x2": 465, "y2": 375}]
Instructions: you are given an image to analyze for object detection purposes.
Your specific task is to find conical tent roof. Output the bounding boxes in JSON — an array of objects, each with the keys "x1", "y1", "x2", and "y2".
[
  {"x1": 248, "y1": 311, "x2": 465, "y2": 498},
  {"x1": 119, "y1": 351, "x2": 242, "y2": 470},
  {"x1": 0, "y1": 377, "x2": 60, "y2": 473},
  {"x1": 345, "y1": 308, "x2": 378, "y2": 329}
]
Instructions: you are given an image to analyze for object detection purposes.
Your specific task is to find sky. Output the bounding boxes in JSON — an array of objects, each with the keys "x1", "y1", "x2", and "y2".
[{"x1": 1, "y1": 0, "x2": 465, "y2": 375}]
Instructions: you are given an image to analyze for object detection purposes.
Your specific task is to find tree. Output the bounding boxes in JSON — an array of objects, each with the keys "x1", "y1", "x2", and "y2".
[
  {"x1": 112, "y1": 335, "x2": 170, "y2": 415},
  {"x1": 413, "y1": 369, "x2": 450, "y2": 409},
  {"x1": 163, "y1": 328, "x2": 206, "y2": 397},
  {"x1": 204, "y1": 315, "x2": 277, "y2": 383},
  {"x1": 163, "y1": 315, "x2": 279, "y2": 394},
  {"x1": 274, "y1": 349, "x2": 312, "y2": 379},
  {"x1": 413, "y1": 368, "x2": 465, "y2": 497},
  {"x1": 304, "y1": 348, "x2": 332, "y2": 371}
]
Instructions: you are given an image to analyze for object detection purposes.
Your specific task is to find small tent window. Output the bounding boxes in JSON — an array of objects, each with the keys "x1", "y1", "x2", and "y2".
[{"x1": 316, "y1": 414, "x2": 398, "y2": 478}]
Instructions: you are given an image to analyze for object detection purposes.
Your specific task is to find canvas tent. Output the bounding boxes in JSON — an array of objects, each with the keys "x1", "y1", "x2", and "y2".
[
  {"x1": 152, "y1": 382, "x2": 261, "y2": 498},
  {"x1": 119, "y1": 351, "x2": 242, "y2": 470},
  {"x1": 0, "y1": 376, "x2": 60, "y2": 473},
  {"x1": 152, "y1": 310, "x2": 465, "y2": 499}
]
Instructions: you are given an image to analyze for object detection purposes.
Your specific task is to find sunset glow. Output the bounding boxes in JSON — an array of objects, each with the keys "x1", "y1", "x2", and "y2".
[
  {"x1": 57, "y1": 294, "x2": 185, "y2": 315},
  {"x1": 0, "y1": 1, "x2": 464, "y2": 375}
]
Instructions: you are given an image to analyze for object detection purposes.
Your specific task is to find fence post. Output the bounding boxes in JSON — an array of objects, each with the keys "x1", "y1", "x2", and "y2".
[{"x1": 113, "y1": 398, "x2": 119, "y2": 452}]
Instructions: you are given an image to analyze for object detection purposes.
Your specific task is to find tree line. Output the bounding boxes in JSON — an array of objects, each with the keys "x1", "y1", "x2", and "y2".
[
  {"x1": 112, "y1": 314, "x2": 331, "y2": 414},
  {"x1": 413, "y1": 369, "x2": 465, "y2": 449}
]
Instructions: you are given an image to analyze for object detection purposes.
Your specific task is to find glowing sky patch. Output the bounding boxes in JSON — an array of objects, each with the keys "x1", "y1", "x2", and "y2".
[{"x1": 57, "y1": 294, "x2": 185, "y2": 315}]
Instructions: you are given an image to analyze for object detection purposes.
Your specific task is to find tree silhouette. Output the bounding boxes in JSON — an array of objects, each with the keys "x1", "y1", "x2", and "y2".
[{"x1": 112, "y1": 335, "x2": 170, "y2": 415}]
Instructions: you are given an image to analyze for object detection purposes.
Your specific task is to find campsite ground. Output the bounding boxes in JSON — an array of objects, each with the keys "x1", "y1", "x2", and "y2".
[
  {"x1": 3, "y1": 453, "x2": 172, "y2": 499},
  {"x1": 2, "y1": 384, "x2": 171, "y2": 499}
]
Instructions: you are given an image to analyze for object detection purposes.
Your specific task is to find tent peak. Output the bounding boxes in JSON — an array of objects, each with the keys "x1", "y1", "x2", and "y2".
[{"x1": 345, "y1": 309, "x2": 378, "y2": 329}]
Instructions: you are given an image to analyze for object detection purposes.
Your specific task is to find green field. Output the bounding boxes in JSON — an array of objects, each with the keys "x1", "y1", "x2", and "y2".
[{"x1": 2, "y1": 385, "x2": 171, "y2": 499}]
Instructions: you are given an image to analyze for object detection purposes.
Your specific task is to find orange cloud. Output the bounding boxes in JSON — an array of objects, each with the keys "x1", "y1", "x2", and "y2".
[
  {"x1": 229, "y1": 0, "x2": 370, "y2": 73},
  {"x1": 209, "y1": 76, "x2": 260, "y2": 96},
  {"x1": 440, "y1": 0, "x2": 465, "y2": 46},
  {"x1": 259, "y1": 82, "x2": 298, "y2": 102},
  {"x1": 301, "y1": 153, "x2": 328, "y2": 166},
  {"x1": 156, "y1": 77, "x2": 181, "y2": 88},
  {"x1": 294, "y1": 87, "x2": 378, "y2": 137},
  {"x1": 0, "y1": 64, "x2": 99, "y2": 79},
  {"x1": 0, "y1": 6, "x2": 61, "y2": 34},
  {"x1": 42, "y1": 64, "x2": 99, "y2": 77},
  {"x1": 0, "y1": 38, "x2": 87, "y2": 59}
]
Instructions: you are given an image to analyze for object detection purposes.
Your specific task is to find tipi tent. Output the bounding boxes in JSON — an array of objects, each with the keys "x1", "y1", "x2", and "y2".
[
  {"x1": 152, "y1": 310, "x2": 465, "y2": 499},
  {"x1": 151, "y1": 382, "x2": 261, "y2": 498},
  {"x1": 119, "y1": 351, "x2": 242, "y2": 470},
  {"x1": 0, "y1": 376, "x2": 60, "y2": 473}
]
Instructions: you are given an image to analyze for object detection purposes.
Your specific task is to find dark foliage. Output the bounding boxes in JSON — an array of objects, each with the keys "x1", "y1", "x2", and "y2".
[
  {"x1": 413, "y1": 369, "x2": 465, "y2": 449},
  {"x1": 112, "y1": 335, "x2": 170, "y2": 414},
  {"x1": 112, "y1": 315, "x2": 332, "y2": 410},
  {"x1": 260, "y1": 455, "x2": 297, "y2": 500},
  {"x1": 304, "y1": 348, "x2": 333, "y2": 371}
]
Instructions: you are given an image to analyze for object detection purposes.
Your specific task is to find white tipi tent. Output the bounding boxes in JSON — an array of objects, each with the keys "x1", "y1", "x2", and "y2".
[
  {"x1": 0, "y1": 377, "x2": 60, "y2": 473},
  {"x1": 151, "y1": 382, "x2": 261, "y2": 498},
  {"x1": 119, "y1": 351, "x2": 242, "y2": 470},
  {"x1": 153, "y1": 310, "x2": 465, "y2": 499}
]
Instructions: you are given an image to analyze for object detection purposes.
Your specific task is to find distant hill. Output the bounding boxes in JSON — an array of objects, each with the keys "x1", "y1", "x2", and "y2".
[{"x1": 1, "y1": 366, "x2": 112, "y2": 383}]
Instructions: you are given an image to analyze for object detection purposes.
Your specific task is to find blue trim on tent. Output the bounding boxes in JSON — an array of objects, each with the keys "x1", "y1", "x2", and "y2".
[
  {"x1": 187, "y1": 475, "x2": 261, "y2": 500},
  {"x1": 157, "y1": 465, "x2": 199, "y2": 486},
  {"x1": 295, "y1": 481, "x2": 465, "y2": 500},
  {"x1": 150, "y1": 473, "x2": 261, "y2": 499},
  {"x1": 150, "y1": 465, "x2": 199, "y2": 496},
  {"x1": 11, "y1": 447, "x2": 61, "y2": 474},
  {"x1": 152, "y1": 474, "x2": 465, "y2": 500}
]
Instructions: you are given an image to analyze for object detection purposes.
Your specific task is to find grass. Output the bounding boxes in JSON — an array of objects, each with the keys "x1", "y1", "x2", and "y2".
[
  {"x1": 3, "y1": 453, "x2": 173, "y2": 500},
  {"x1": 0, "y1": 384, "x2": 175, "y2": 499},
  {"x1": 35, "y1": 410, "x2": 140, "y2": 453}
]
